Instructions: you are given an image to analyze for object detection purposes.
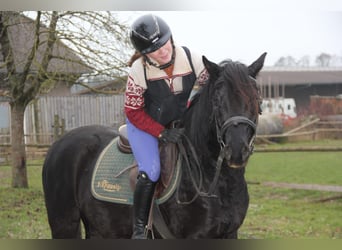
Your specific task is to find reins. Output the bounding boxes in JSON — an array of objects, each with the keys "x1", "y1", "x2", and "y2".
[
  {"x1": 176, "y1": 133, "x2": 222, "y2": 205},
  {"x1": 175, "y1": 115, "x2": 257, "y2": 205}
]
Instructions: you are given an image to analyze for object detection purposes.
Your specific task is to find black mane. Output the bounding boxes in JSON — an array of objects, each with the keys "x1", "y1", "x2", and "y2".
[{"x1": 184, "y1": 59, "x2": 260, "y2": 156}]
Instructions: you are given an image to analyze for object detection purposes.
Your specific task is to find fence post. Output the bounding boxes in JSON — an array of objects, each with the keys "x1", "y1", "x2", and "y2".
[
  {"x1": 53, "y1": 114, "x2": 60, "y2": 141},
  {"x1": 61, "y1": 118, "x2": 65, "y2": 135},
  {"x1": 52, "y1": 115, "x2": 66, "y2": 141}
]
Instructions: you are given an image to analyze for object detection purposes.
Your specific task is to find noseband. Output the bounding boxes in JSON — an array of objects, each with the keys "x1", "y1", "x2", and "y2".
[{"x1": 216, "y1": 115, "x2": 257, "y2": 154}]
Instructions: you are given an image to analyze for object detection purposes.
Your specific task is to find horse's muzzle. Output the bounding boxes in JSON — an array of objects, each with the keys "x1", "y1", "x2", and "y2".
[{"x1": 224, "y1": 143, "x2": 252, "y2": 169}]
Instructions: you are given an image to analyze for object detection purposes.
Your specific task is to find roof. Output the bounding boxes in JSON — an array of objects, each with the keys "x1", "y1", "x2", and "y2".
[
  {"x1": 258, "y1": 67, "x2": 342, "y2": 85},
  {"x1": 0, "y1": 13, "x2": 92, "y2": 75},
  {"x1": 72, "y1": 79, "x2": 126, "y2": 95}
]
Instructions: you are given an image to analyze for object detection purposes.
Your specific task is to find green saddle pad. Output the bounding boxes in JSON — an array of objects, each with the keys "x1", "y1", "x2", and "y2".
[{"x1": 91, "y1": 137, "x2": 181, "y2": 205}]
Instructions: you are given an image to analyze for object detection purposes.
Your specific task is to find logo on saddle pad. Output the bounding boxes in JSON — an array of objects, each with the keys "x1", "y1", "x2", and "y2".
[
  {"x1": 91, "y1": 136, "x2": 181, "y2": 205},
  {"x1": 97, "y1": 180, "x2": 122, "y2": 192}
]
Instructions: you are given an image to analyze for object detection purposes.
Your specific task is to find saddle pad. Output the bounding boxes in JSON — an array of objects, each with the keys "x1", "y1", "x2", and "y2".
[{"x1": 91, "y1": 137, "x2": 181, "y2": 205}]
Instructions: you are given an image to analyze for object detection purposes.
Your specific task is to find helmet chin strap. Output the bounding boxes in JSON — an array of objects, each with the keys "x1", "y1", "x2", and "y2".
[{"x1": 144, "y1": 39, "x2": 176, "y2": 70}]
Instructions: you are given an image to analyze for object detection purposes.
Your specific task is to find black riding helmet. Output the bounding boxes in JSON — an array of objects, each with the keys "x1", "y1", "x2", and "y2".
[{"x1": 130, "y1": 14, "x2": 172, "y2": 55}]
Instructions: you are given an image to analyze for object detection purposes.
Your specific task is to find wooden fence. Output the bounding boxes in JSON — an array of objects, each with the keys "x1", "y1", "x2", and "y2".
[
  {"x1": 255, "y1": 117, "x2": 342, "y2": 152},
  {"x1": 1, "y1": 97, "x2": 342, "y2": 164},
  {"x1": 256, "y1": 118, "x2": 342, "y2": 141},
  {"x1": 1, "y1": 95, "x2": 126, "y2": 164},
  {"x1": 0, "y1": 94, "x2": 126, "y2": 144}
]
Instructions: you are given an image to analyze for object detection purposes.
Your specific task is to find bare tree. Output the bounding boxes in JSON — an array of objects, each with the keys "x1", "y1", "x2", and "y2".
[
  {"x1": 0, "y1": 11, "x2": 132, "y2": 188},
  {"x1": 315, "y1": 52, "x2": 331, "y2": 67},
  {"x1": 274, "y1": 55, "x2": 297, "y2": 67},
  {"x1": 297, "y1": 55, "x2": 311, "y2": 67}
]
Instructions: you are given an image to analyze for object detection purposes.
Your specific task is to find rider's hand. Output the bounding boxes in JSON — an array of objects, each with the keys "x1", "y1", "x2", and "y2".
[{"x1": 158, "y1": 128, "x2": 185, "y2": 144}]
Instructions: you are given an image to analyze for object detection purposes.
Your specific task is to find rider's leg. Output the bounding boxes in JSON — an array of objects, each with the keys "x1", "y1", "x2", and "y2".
[{"x1": 126, "y1": 119, "x2": 160, "y2": 239}]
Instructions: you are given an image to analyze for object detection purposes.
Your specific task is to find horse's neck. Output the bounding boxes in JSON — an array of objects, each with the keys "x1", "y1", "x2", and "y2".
[{"x1": 185, "y1": 99, "x2": 217, "y2": 156}]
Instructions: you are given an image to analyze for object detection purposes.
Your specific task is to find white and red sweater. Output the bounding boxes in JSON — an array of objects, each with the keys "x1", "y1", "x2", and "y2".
[{"x1": 124, "y1": 45, "x2": 208, "y2": 137}]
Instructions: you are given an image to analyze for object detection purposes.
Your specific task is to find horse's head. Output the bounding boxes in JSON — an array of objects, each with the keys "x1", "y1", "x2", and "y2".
[{"x1": 203, "y1": 52, "x2": 266, "y2": 169}]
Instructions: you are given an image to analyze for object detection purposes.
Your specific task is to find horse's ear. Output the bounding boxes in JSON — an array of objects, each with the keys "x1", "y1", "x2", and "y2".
[
  {"x1": 202, "y1": 56, "x2": 220, "y2": 76},
  {"x1": 248, "y1": 52, "x2": 267, "y2": 78}
]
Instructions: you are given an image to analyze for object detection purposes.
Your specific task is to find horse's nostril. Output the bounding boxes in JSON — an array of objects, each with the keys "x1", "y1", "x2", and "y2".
[
  {"x1": 242, "y1": 144, "x2": 252, "y2": 161},
  {"x1": 244, "y1": 145, "x2": 249, "y2": 154},
  {"x1": 224, "y1": 147, "x2": 232, "y2": 161}
]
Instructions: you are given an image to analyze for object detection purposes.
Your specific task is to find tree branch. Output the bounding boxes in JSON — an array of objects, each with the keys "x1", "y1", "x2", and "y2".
[
  {"x1": 23, "y1": 11, "x2": 59, "y2": 105},
  {"x1": 0, "y1": 12, "x2": 17, "y2": 99},
  {"x1": 20, "y1": 11, "x2": 41, "y2": 83}
]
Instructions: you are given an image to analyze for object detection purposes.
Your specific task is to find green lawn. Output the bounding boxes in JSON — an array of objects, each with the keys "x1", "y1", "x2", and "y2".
[
  {"x1": 0, "y1": 160, "x2": 50, "y2": 239},
  {"x1": 240, "y1": 149, "x2": 342, "y2": 239},
  {"x1": 0, "y1": 141, "x2": 342, "y2": 239},
  {"x1": 246, "y1": 151, "x2": 342, "y2": 185}
]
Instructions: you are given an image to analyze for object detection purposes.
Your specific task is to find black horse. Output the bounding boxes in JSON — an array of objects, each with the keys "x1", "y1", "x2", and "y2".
[{"x1": 42, "y1": 53, "x2": 266, "y2": 239}]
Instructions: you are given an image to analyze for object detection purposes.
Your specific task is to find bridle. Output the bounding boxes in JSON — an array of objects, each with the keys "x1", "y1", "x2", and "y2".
[
  {"x1": 216, "y1": 115, "x2": 257, "y2": 154},
  {"x1": 215, "y1": 75, "x2": 259, "y2": 154},
  {"x1": 175, "y1": 115, "x2": 258, "y2": 204}
]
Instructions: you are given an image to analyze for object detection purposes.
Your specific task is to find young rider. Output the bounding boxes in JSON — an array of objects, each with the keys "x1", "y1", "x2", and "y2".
[{"x1": 124, "y1": 14, "x2": 209, "y2": 239}]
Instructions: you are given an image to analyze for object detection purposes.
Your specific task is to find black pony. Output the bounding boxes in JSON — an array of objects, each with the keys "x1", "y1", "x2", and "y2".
[{"x1": 42, "y1": 53, "x2": 266, "y2": 239}]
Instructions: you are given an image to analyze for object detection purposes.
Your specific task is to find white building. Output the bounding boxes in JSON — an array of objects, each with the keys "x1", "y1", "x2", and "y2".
[{"x1": 261, "y1": 98, "x2": 297, "y2": 119}]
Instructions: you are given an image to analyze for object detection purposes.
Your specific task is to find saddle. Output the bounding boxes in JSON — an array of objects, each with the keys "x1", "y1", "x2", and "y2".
[
  {"x1": 117, "y1": 124, "x2": 178, "y2": 198},
  {"x1": 90, "y1": 124, "x2": 183, "y2": 238}
]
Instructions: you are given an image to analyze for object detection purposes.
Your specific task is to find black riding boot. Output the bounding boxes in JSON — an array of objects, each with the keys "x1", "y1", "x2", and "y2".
[{"x1": 131, "y1": 172, "x2": 156, "y2": 239}]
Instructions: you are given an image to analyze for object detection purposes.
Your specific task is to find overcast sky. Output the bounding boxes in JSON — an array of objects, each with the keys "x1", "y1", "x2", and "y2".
[
  {"x1": 3, "y1": 0, "x2": 342, "y2": 67},
  {"x1": 119, "y1": 10, "x2": 342, "y2": 67}
]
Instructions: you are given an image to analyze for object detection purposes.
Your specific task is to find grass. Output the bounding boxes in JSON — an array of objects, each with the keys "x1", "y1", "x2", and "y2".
[
  {"x1": 240, "y1": 184, "x2": 342, "y2": 239},
  {"x1": 256, "y1": 138, "x2": 342, "y2": 149},
  {"x1": 246, "y1": 151, "x2": 342, "y2": 185},
  {"x1": 0, "y1": 160, "x2": 50, "y2": 239},
  {"x1": 0, "y1": 140, "x2": 341, "y2": 239},
  {"x1": 240, "y1": 145, "x2": 342, "y2": 239}
]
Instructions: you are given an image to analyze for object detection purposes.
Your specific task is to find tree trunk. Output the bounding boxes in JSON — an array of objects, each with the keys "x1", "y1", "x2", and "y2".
[{"x1": 10, "y1": 103, "x2": 28, "y2": 188}]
